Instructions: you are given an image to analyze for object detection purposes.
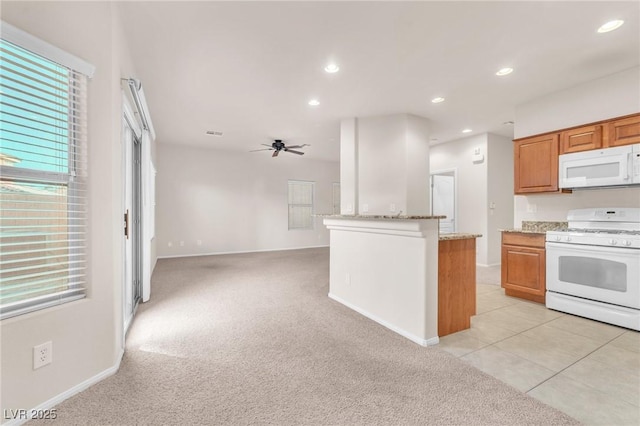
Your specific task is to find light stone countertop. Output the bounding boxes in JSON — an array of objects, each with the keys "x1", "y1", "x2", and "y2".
[
  {"x1": 501, "y1": 221, "x2": 568, "y2": 234},
  {"x1": 318, "y1": 214, "x2": 446, "y2": 220},
  {"x1": 439, "y1": 233, "x2": 482, "y2": 241}
]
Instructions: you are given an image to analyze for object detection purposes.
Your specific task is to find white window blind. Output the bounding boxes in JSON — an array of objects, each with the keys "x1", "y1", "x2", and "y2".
[
  {"x1": 0, "y1": 35, "x2": 90, "y2": 319},
  {"x1": 288, "y1": 180, "x2": 314, "y2": 230}
]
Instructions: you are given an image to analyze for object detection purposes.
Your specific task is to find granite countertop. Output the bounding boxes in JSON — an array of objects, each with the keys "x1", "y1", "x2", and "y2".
[
  {"x1": 501, "y1": 221, "x2": 568, "y2": 234},
  {"x1": 439, "y1": 233, "x2": 482, "y2": 241},
  {"x1": 317, "y1": 214, "x2": 446, "y2": 220}
]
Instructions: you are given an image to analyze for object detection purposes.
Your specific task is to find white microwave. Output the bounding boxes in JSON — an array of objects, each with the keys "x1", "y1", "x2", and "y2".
[{"x1": 559, "y1": 143, "x2": 640, "y2": 189}]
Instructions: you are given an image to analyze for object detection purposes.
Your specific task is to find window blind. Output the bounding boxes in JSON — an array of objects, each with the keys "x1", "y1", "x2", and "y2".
[
  {"x1": 288, "y1": 180, "x2": 314, "y2": 230},
  {"x1": 0, "y1": 37, "x2": 89, "y2": 319}
]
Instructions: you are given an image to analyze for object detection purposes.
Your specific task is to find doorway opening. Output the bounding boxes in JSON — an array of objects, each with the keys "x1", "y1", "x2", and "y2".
[
  {"x1": 430, "y1": 169, "x2": 457, "y2": 234},
  {"x1": 123, "y1": 115, "x2": 142, "y2": 334}
]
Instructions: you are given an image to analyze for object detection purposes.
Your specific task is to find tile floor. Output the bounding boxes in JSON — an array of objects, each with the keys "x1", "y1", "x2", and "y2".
[{"x1": 438, "y1": 266, "x2": 640, "y2": 426}]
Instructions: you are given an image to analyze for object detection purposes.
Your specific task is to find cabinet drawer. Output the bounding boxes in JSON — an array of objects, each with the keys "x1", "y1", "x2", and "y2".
[
  {"x1": 560, "y1": 125, "x2": 602, "y2": 154},
  {"x1": 502, "y1": 232, "x2": 545, "y2": 248}
]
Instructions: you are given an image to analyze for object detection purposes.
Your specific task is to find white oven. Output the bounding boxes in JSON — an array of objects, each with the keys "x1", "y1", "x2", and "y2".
[{"x1": 546, "y1": 208, "x2": 640, "y2": 331}]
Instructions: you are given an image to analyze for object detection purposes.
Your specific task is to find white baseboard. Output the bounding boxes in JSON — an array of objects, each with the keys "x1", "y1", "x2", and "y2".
[
  {"x1": 476, "y1": 262, "x2": 501, "y2": 268},
  {"x1": 328, "y1": 293, "x2": 439, "y2": 347},
  {"x1": 3, "y1": 349, "x2": 125, "y2": 426},
  {"x1": 157, "y1": 245, "x2": 329, "y2": 259}
]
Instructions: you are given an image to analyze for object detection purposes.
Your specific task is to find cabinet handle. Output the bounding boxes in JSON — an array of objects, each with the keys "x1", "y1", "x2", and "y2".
[{"x1": 124, "y1": 209, "x2": 129, "y2": 239}]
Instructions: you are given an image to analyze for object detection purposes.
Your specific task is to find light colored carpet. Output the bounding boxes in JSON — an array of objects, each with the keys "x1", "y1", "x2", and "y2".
[{"x1": 43, "y1": 248, "x2": 577, "y2": 425}]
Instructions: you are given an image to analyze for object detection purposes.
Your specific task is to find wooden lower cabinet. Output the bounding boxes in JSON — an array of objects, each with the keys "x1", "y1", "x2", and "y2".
[
  {"x1": 501, "y1": 232, "x2": 546, "y2": 304},
  {"x1": 438, "y1": 238, "x2": 476, "y2": 336}
]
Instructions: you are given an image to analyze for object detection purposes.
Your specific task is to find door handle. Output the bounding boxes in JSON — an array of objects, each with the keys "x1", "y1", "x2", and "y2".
[{"x1": 124, "y1": 209, "x2": 130, "y2": 239}]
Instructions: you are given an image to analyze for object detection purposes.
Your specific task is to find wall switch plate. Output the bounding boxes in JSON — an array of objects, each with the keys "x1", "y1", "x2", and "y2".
[
  {"x1": 33, "y1": 341, "x2": 52, "y2": 370},
  {"x1": 345, "y1": 273, "x2": 351, "y2": 285},
  {"x1": 196, "y1": 240, "x2": 202, "y2": 246},
  {"x1": 527, "y1": 203, "x2": 537, "y2": 213},
  {"x1": 362, "y1": 204, "x2": 369, "y2": 213},
  {"x1": 179, "y1": 241, "x2": 185, "y2": 247},
  {"x1": 389, "y1": 203, "x2": 396, "y2": 212},
  {"x1": 168, "y1": 242, "x2": 173, "y2": 247}
]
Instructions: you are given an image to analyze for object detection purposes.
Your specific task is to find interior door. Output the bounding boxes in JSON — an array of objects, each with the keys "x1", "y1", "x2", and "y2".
[
  {"x1": 431, "y1": 171, "x2": 456, "y2": 233},
  {"x1": 123, "y1": 117, "x2": 142, "y2": 334}
]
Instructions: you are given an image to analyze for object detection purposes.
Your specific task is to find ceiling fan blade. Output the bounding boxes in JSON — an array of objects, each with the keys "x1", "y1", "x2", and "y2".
[
  {"x1": 272, "y1": 150, "x2": 280, "y2": 157},
  {"x1": 261, "y1": 144, "x2": 273, "y2": 147},
  {"x1": 249, "y1": 148, "x2": 274, "y2": 152},
  {"x1": 286, "y1": 149, "x2": 304, "y2": 155},
  {"x1": 285, "y1": 144, "x2": 309, "y2": 149}
]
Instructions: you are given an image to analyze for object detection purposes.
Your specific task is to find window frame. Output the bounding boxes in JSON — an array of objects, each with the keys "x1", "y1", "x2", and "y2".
[
  {"x1": 287, "y1": 180, "x2": 315, "y2": 231},
  {"x1": 0, "y1": 22, "x2": 93, "y2": 320}
]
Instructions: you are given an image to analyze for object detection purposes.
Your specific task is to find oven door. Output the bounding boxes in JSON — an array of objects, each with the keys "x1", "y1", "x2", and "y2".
[{"x1": 546, "y1": 242, "x2": 640, "y2": 309}]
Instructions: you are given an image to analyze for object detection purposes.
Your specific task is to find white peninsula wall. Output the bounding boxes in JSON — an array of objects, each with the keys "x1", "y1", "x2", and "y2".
[{"x1": 327, "y1": 114, "x2": 439, "y2": 346}]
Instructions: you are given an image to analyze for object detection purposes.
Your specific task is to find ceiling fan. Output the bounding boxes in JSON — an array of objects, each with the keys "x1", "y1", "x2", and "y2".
[{"x1": 250, "y1": 139, "x2": 309, "y2": 157}]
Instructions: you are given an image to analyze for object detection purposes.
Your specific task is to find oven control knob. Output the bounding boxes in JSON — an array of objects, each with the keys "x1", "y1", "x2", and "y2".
[
  {"x1": 609, "y1": 239, "x2": 617, "y2": 245},
  {"x1": 564, "y1": 236, "x2": 571, "y2": 242},
  {"x1": 622, "y1": 240, "x2": 631, "y2": 246},
  {"x1": 555, "y1": 235, "x2": 562, "y2": 242}
]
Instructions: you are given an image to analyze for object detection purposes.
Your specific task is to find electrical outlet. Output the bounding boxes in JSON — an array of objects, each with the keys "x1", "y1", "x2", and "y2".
[
  {"x1": 33, "y1": 341, "x2": 52, "y2": 370},
  {"x1": 196, "y1": 240, "x2": 202, "y2": 246},
  {"x1": 390, "y1": 203, "x2": 396, "y2": 212},
  {"x1": 527, "y1": 203, "x2": 537, "y2": 213},
  {"x1": 362, "y1": 204, "x2": 369, "y2": 213},
  {"x1": 179, "y1": 241, "x2": 185, "y2": 247},
  {"x1": 168, "y1": 241, "x2": 173, "y2": 247}
]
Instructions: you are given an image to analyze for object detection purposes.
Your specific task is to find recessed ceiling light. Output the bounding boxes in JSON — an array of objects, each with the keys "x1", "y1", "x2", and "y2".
[
  {"x1": 206, "y1": 130, "x2": 223, "y2": 137},
  {"x1": 324, "y1": 63, "x2": 340, "y2": 73},
  {"x1": 431, "y1": 97, "x2": 445, "y2": 104},
  {"x1": 496, "y1": 67, "x2": 513, "y2": 76},
  {"x1": 308, "y1": 99, "x2": 320, "y2": 106},
  {"x1": 462, "y1": 129, "x2": 472, "y2": 134},
  {"x1": 597, "y1": 20, "x2": 624, "y2": 33}
]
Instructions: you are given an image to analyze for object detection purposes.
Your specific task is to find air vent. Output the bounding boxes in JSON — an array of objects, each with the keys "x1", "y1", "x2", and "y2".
[{"x1": 206, "y1": 130, "x2": 224, "y2": 137}]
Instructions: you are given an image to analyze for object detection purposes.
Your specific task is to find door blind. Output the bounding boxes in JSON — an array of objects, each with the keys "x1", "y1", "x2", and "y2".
[{"x1": 0, "y1": 38, "x2": 89, "y2": 319}]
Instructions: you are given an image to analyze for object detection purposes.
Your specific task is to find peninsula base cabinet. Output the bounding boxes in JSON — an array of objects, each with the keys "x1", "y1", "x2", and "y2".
[
  {"x1": 501, "y1": 232, "x2": 546, "y2": 304},
  {"x1": 438, "y1": 237, "x2": 477, "y2": 336}
]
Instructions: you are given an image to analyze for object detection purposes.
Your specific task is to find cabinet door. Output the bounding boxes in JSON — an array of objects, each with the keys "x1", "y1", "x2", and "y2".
[
  {"x1": 514, "y1": 133, "x2": 559, "y2": 194},
  {"x1": 501, "y1": 244, "x2": 546, "y2": 300},
  {"x1": 605, "y1": 114, "x2": 640, "y2": 147},
  {"x1": 561, "y1": 125, "x2": 602, "y2": 154}
]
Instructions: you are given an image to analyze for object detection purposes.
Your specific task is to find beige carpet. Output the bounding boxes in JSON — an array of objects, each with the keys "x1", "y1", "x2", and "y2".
[{"x1": 44, "y1": 248, "x2": 577, "y2": 425}]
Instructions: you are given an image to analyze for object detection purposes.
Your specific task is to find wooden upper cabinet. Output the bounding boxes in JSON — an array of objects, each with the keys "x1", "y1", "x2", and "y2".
[
  {"x1": 560, "y1": 125, "x2": 602, "y2": 154},
  {"x1": 605, "y1": 114, "x2": 640, "y2": 147},
  {"x1": 514, "y1": 133, "x2": 559, "y2": 194}
]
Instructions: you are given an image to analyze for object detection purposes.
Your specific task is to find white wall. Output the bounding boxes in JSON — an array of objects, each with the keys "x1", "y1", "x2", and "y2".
[
  {"x1": 155, "y1": 144, "x2": 339, "y2": 257},
  {"x1": 486, "y1": 134, "x2": 514, "y2": 265},
  {"x1": 514, "y1": 67, "x2": 640, "y2": 139},
  {"x1": 430, "y1": 134, "x2": 488, "y2": 264},
  {"x1": 342, "y1": 114, "x2": 430, "y2": 216},
  {"x1": 514, "y1": 67, "x2": 640, "y2": 225},
  {"x1": 340, "y1": 118, "x2": 358, "y2": 214},
  {"x1": 1, "y1": 2, "x2": 138, "y2": 417}
]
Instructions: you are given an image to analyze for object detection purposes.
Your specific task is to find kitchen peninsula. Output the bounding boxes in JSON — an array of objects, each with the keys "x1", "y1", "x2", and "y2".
[{"x1": 323, "y1": 215, "x2": 480, "y2": 346}]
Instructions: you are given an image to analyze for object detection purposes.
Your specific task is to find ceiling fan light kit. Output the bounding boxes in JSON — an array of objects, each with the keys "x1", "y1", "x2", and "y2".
[{"x1": 250, "y1": 140, "x2": 310, "y2": 158}]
